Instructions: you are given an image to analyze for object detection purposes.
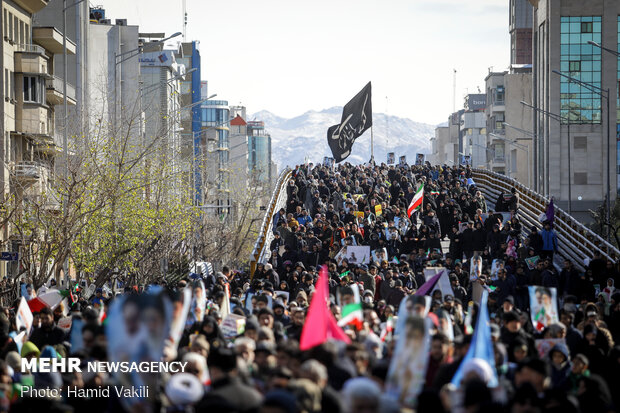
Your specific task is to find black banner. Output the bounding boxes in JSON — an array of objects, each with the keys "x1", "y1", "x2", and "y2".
[{"x1": 327, "y1": 82, "x2": 372, "y2": 162}]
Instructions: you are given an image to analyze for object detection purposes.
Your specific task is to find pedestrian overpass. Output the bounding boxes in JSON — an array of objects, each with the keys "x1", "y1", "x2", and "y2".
[{"x1": 251, "y1": 167, "x2": 619, "y2": 275}]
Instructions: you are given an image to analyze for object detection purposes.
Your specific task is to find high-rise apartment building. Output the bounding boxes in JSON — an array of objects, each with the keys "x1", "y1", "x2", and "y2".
[
  {"x1": 510, "y1": 0, "x2": 533, "y2": 65},
  {"x1": 529, "y1": 0, "x2": 619, "y2": 220},
  {"x1": 1, "y1": 0, "x2": 70, "y2": 275}
]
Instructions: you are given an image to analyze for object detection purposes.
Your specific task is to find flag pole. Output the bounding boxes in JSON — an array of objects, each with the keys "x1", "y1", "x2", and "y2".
[{"x1": 370, "y1": 126, "x2": 374, "y2": 162}]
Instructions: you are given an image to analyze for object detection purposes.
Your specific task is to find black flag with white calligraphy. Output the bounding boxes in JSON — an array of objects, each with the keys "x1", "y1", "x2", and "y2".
[{"x1": 327, "y1": 82, "x2": 372, "y2": 162}]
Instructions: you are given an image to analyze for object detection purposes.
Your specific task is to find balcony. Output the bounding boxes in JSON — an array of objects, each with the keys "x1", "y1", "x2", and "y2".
[
  {"x1": 14, "y1": 44, "x2": 46, "y2": 55},
  {"x1": 16, "y1": 106, "x2": 51, "y2": 136},
  {"x1": 14, "y1": 45, "x2": 49, "y2": 75},
  {"x1": 13, "y1": 0, "x2": 48, "y2": 14},
  {"x1": 33, "y1": 27, "x2": 76, "y2": 55},
  {"x1": 46, "y1": 76, "x2": 76, "y2": 106},
  {"x1": 12, "y1": 161, "x2": 46, "y2": 184}
]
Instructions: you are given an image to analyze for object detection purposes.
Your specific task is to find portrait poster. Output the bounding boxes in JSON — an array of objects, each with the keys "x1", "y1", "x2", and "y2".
[
  {"x1": 346, "y1": 246, "x2": 371, "y2": 264},
  {"x1": 528, "y1": 286, "x2": 559, "y2": 331},
  {"x1": 105, "y1": 291, "x2": 173, "y2": 408},
  {"x1": 371, "y1": 248, "x2": 388, "y2": 263},
  {"x1": 386, "y1": 315, "x2": 431, "y2": 407},
  {"x1": 387, "y1": 152, "x2": 395, "y2": 164},
  {"x1": 535, "y1": 338, "x2": 567, "y2": 358}
]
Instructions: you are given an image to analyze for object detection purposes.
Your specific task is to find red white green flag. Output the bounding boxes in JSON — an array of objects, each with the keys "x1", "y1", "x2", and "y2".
[
  {"x1": 407, "y1": 184, "x2": 424, "y2": 217},
  {"x1": 338, "y1": 286, "x2": 363, "y2": 330}
]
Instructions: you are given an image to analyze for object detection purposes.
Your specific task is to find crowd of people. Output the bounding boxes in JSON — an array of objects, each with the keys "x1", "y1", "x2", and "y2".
[{"x1": 0, "y1": 161, "x2": 619, "y2": 413}]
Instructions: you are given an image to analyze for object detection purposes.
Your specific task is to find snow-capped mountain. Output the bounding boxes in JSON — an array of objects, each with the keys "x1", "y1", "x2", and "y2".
[{"x1": 249, "y1": 107, "x2": 436, "y2": 169}]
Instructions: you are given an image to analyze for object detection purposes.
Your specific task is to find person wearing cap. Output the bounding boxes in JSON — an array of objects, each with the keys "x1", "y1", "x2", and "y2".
[
  {"x1": 500, "y1": 311, "x2": 536, "y2": 363},
  {"x1": 273, "y1": 300, "x2": 290, "y2": 327},
  {"x1": 566, "y1": 354, "x2": 590, "y2": 395}
]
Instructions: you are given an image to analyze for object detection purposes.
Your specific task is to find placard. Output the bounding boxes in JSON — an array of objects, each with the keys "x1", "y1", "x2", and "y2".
[{"x1": 221, "y1": 314, "x2": 246, "y2": 340}]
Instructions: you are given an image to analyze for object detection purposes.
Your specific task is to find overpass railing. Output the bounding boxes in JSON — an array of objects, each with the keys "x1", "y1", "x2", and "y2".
[
  {"x1": 250, "y1": 167, "x2": 292, "y2": 277},
  {"x1": 472, "y1": 169, "x2": 619, "y2": 271}
]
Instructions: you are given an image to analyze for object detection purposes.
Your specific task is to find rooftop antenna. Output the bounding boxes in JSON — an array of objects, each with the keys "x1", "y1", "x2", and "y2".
[
  {"x1": 182, "y1": 0, "x2": 187, "y2": 41},
  {"x1": 385, "y1": 96, "x2": 389, "y2": 155},
  {"x1": 452, "y1": 69, "x2": 457, "y2": 113}
]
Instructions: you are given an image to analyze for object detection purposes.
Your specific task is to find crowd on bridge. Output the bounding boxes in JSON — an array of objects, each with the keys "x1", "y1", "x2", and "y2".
[{"x1": 0, "y1": 161, "x2": 619, "y2": 413}]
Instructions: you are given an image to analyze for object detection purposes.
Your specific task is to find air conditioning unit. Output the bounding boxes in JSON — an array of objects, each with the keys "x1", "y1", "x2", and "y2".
[
  {"x1": 100, "y1": 19, "x2": 111, "y2": 25},
  {"x1": 115, "y1": 19, "x2": 127, "y2": 26}
]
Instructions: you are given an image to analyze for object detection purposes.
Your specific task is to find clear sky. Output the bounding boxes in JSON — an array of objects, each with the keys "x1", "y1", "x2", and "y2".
[{"x1": 97, "y1": 0, "x2": 510, "y2": 125}]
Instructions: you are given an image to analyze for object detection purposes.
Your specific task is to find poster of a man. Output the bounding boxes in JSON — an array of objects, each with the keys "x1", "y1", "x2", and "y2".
[
  {"x1": 387, "y1": 152, "x2": 395, "y2": 164},
  {"x1": 386, "y1": 316, "x2": 431, "y2": 407},
  {"x1": 528, "y1": 286, "x2": 559, "y2": 331}
]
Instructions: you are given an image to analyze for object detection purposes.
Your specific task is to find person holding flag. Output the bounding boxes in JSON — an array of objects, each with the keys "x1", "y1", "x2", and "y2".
[{"x1": 407, "y1": 183, "x2": 424, "y2": 225}]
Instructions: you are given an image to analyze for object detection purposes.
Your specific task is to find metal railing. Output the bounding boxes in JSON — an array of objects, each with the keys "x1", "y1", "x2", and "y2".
[
  {"x1": 472, "y1": 168, "x2": 620, "y2": 270},
  {"x1": 46, "y1": 75, "x2": 76, "y2": 101},
  {"x1": 12, "y1": 161, "x2": 48, "y2": 180},
  {"x1": 249, "y1": 167, "x2": 292, "y2": 277},
  {"x1": 15, "y1": 44, "x2": 46, "y2": 55}
]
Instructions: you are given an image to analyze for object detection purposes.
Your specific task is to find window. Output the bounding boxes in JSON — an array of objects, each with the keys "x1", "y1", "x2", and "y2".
[
  {"x1": 24, "y1": 23, "x2": 28, "y2": 45},
  {"x1": 494, "y1": 86, "x2": 505, "y2": 104},
  {"x1": 560, "y1": 16, "x2": 602, "y2": 123},
  {"x1": 23, "y1": 76, "x2": 43, "y2": 104},
  {"x1": 8, "y1": 13, "x2": 12, "y2": 42},
  {"x1": 574, "y1": 136, "x2": 587, "y2": 150},
  {"x1": 480, "y1": 127, "x2": 487, "y2": 135},
  {"x1": 10, "y1": 72, "x2": 14, "y2": 100},
  {"x1": 569, "y1": 60, "x2": 581, "y2": 72},
  {"x1": 19, "y1": 21, "x2": 23, "y2": 45},
  {"x1": 581, "y1": 22, "x2": 593, "y2": 33},
  {"x1": 574, "y1": 172, "x2": 588, "y2": 185},
  {"x1": 495, "y1": 113, "x2": 505, "y2": 130},
  {"x1": 13, "y1": 16, "x2": 17, "y2": 44},
  {"x1": 3, "y1": 10, "x2": 7, "y2": 39},
  {"x1": 4, "y1": 69, "x2": 7, "y2": 99}
]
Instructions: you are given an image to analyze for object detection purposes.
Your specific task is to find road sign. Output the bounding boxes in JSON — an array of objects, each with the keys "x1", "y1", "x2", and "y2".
[{"x1": 0, "y1": 252, "x2": 18, "y2": 261}]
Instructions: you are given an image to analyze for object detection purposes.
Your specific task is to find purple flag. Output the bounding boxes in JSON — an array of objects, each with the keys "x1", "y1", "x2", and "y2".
[
  {"x1": 415, "y1": 269, "x2": 445, "y2": 296},
  {"x1": 546, "y1": 198, "x2": 554, "y2": 223}
]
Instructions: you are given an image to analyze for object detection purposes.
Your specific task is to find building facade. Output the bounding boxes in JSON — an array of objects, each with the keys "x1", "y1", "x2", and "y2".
[
  {"x1": 247, "y1": 120, "x2": 272, "y2": 186},
  {"x1": 530, "y1": 0, "x2": 619, "y2": 221},
  {"x1": 510, "y1": 0, "x2": 533, "y2": 65},
  {"x1": 1, "y1": 0, "x2": 70, "y2": 275},
  {"x1": 200, "y1": 98, "x2": 231, "y2": 216},
  {"x1": 174, "y1": 41, "x2": 201, "y2": 202}
]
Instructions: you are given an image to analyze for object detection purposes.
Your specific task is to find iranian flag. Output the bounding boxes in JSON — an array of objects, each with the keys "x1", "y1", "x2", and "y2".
[
  {"x1": 27, "y1": 290, "x2": 64, "y2": 312},
  {"x1": 407, "y1": 184, "x2": 424, "y2": 217},
  {"x1": 338, "y1": 287, "x2": 363, "y2": 330},
  {"x1": 338, "y1": 302, "x2": 363, "y2": 330}
]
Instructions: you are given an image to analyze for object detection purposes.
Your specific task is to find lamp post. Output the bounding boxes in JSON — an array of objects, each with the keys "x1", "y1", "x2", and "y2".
[
  {"x1": 521, "y1": 101, "x2": 571, "y2": 213},
  {"x1": 503, "y1": 122, "x2": 536, "y2": 189},
  {"x1": 114, "y1": 32, "x2": 181, "y2": 130},
  {"x1": 470, "y1": 143, "x2": 494, "y2": 170},
  {"x1": 490, "y1": 132, "x2": 531, "y2": 188},
  {"x1": 61, "y1": 0, "x2": 87, "y2": 284}
]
